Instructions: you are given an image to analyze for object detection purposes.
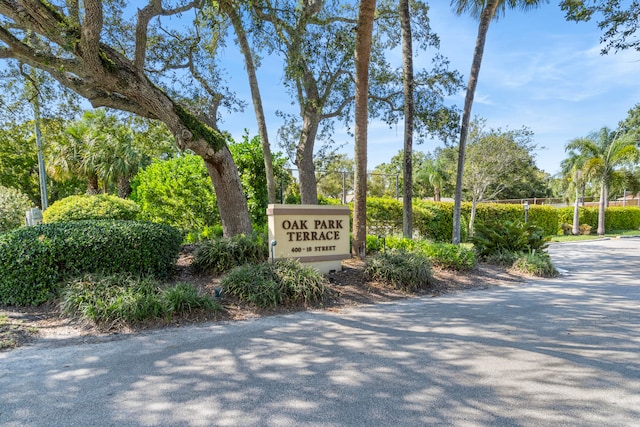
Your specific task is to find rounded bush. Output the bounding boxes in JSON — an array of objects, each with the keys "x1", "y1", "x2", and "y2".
[
  {"x1": 0, "y1": 186, "x2": 32, "y2": 233},
  {"x1": 0, "y1": 220, "x2": 182, "y2": 306},
  {"x1": 43, "y1": 194, "x2": 140, "y2": 223}
]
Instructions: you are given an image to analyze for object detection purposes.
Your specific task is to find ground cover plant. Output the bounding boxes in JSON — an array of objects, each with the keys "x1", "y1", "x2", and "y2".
[{"x1": 511, "y1": 252, "x2": 557, "y2": 278}]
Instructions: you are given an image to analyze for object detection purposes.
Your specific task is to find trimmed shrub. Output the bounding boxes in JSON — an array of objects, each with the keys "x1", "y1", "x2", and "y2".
[
  {"x1": 191, "y1": 232, "x2": 268, "y2": 275},
  {"x1": 579, "y1": 224, "x2": 592, "y2": 235},
  {"x1": 557, "y1": 207, "x2": 598, "y2": 231},
  {"x1": 604, "y1": 207, "x2": 640, "y2": 231},
  {"x1": 43, "y1": 194, "x2": 139, "y2": 223},
  {"x1": 0, "y1": 186, "x2": 32, "y2": 233},
  {"x1": 555, "y1": 206, "x2": 640, "y2": 232},
  {"x1": 60, "y1": 274, "x2": 218, "y2": 326},
  {"x1": 364, "y1": 249, "x2": 432, "y2": 292},
  {"x1": 0, "y1": 220, "x2": 182, "y2": 306},
  {"x1": 221, "y1": 259, "x2": 329, "y2": 308},
  {"x1": 560, "y1": 223, "x2": 573, "y2": 235},
  {"x1": 414, "y1": 201, "x2": 458, "y2": 242}
]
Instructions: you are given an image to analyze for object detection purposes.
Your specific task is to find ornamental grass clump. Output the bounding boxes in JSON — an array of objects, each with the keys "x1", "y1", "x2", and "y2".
[
  {"x1": 60, "y1": 273, "x2": 218, "y2": 327},
  {"x1": 191, "y1": 232, "x2": 268, "y2": 274},
  {"x1": 364, "y1": 249, "x2": 433, "y2": 292},
  {"x1": 221, "y1": 259, "x2": 329, "y2": 309},
  {"x1": 511, "y1": 252, "x2": 558, "y2": 278}
]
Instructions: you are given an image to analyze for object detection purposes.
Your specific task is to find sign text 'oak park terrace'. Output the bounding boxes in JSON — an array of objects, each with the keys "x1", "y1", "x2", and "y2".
[{"x1": 267, "y1": 204, "x2": 351, "y2": 273}]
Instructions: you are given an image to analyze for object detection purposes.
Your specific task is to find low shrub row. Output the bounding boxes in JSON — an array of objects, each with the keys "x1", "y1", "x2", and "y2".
[
  {"x1": 0, "y1": 220, "x2": 182, "y2": 306},
  {"x1": 367, "y1": 199, "x2": 640, "y2": 240}
]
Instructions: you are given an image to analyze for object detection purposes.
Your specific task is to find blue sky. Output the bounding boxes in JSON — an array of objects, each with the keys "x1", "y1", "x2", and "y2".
[{"x1": 218, "y1": 2, "x2": 640, "y2": 177}]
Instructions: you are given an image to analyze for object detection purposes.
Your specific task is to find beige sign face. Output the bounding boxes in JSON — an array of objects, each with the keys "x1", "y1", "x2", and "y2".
[{"x1": 267, "y1": 204, "x2": 351, "y2": 266}]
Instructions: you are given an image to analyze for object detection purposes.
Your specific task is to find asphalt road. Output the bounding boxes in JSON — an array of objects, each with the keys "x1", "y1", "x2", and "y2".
[{"x1": 1, "y1": 239, "x2": 639, "y2": 426}]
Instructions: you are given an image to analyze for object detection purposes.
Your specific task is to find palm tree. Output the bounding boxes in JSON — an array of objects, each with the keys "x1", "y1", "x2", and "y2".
[
  {"x1": 48, "y1": 119, "x2": 101, "y2": 195},
  {"x1": 400, "y1": 0, "x2": 415, "y2": 238},
  {"x1": 560, "y1": 149, "x2": 587, "y2": 235},
  {"x1": 566, "y1": 127, "x2": 640, "y2": 235},
  {"x1": 416, "y1": 157, "x2": 449, "y2": 201},
  {"x1": 352, "y1": 0, "x2": 377, "y2": 258},
  {"x1": 97, "y1": 126, "x2": 150, "y2": 198},
  {"x1": 450, "y1": 0, "x2": 546, "y2": 244}
]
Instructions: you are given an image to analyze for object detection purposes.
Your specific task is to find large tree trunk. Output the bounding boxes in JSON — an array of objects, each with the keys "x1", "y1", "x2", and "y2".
[
  {"x1": 224, "y1": 2, "x2": 277, "y2": 204},
  {"x1": 452, "y1": 0, "x2": 499, "y2": 244},
  {"x1": 352, "y1": 0, "x2": 376, "y2": 258},
  {"x1": 400, "y1": 0, "x2": 414, "y2": 239},
  {"x1": 203, "y1": 146, "x2": 253, "y2": 236},
  {"x1": 297, "y1": 114, "x2": 320, "y2": 204}
]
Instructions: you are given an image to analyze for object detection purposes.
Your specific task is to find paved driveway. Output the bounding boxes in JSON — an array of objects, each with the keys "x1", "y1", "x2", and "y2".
[{"x1": 1, "y1": 239, "x2": 639, "y2": 426}]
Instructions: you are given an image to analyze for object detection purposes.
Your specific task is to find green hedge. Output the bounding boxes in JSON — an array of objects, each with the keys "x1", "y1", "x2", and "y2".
[
  {"x1": 557, "y1": 206, "x2": 640, "y2": 232},
  {"x1": 362, "y1": 198, "x2": 638, "y2": 241},
  {"x1": 43, "y1": 194, "x2": 140, "y2": 223},
  {"x1": 0, "y1": 220, "x2": 182, "y2": 306}
]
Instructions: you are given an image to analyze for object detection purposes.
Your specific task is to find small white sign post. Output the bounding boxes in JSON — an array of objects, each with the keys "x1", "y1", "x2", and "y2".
[{"x1": 267, "y1": 204, "x2": 351, "y2": 273}]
